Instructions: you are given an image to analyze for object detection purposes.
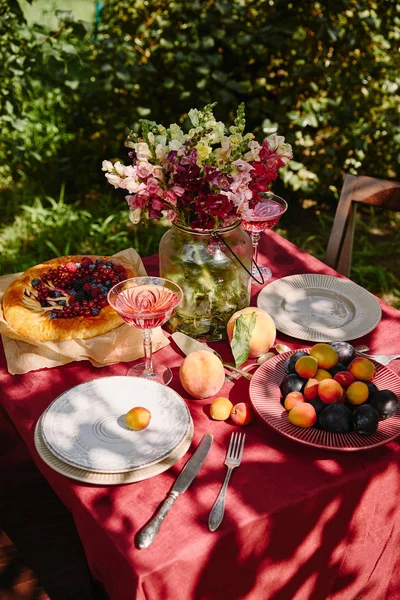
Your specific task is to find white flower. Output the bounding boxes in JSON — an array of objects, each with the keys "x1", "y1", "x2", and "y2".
[
  {"x1": 168, "y1": 123, "x2": 185, "y2": 141},
  {"x1": 155, "y1": 143, "x2": 167, "y2": 162},
  {"x1": 102, "y1": 160, "x2": 114, "y2": 172},
  {"x1": 120, "y1": 178, "x2": 140, "y2": 193},
  {"x1": 188, "y1": 109, "x2": 200, "y2": 126},
  {"x1": 169, "y1": 139, "x2": 182, "y2": 151},
  {"x1": 210, "y1": 121, "x2": 225, "y2": 144},
  {"x1": 114, "y1": 161, "x2": 127, "y2": 176},
  {"x1": 123, "y1": 165, "x2": 136, "y2": 177},
  {"x1": 276, "y1": 142, "x2": 293, "y2": 164},
  {"x1": 154, "y1": 134, "x2": 167, "y2": 146},
  {"x1": 129, "y1": 208, "x2": 142, "y2": 224},
  {"x1": 244, "y1": 140, "x2": 261, "y2": 162},
  {"x1": 135, "y1": 142, "x2": 152, "y2": 160},
  {"x1": 232, "y1": 159, "x2": 253, "y2": 174},
  {"x1": 265, "y1": 134, "x2": 285, "y2": 152},
  {"x1": 105, "y1": 173, "x2": 122, "y2": 188}
]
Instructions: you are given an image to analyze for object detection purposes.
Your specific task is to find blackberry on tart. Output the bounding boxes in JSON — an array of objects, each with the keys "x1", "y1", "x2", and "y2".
[{"x1": 3, "y1": 255, "x2": 137, "y2": 341}]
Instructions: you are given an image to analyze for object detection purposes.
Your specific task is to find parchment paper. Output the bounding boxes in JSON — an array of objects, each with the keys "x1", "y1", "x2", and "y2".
[{"x1": 0, "y1": 248, "x2": 169, "y2": 374}]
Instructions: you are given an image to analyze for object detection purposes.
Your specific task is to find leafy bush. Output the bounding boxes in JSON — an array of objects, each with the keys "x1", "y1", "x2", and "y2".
[{"x1": 1, "y1": 0, "x2": 399, "y2": 205}]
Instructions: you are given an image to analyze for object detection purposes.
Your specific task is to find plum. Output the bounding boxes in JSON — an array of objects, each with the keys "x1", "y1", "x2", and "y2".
[
  {"x1": 352, "y1": 404, "x2": 380, "y2": 434},
  {"x1": 329, "y1": 342, "x2": 355, "y2": 366},
  {"x1": 319, "y1": 404, "x2": 353, "y2": 433},
  {"x1": 280, "y1": 374, "x2": 306, "y2": 399},
  {"x1": 369, "y1": 390, "x2": 398, "y2": 420}
]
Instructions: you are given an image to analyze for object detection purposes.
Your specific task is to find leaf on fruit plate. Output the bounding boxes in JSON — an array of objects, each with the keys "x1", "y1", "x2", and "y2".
[{"x1": 231, "y1": 312, "x2": 256, "y2": 367}]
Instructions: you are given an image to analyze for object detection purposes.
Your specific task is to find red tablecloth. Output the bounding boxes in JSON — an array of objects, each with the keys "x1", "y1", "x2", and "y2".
[{"x1": 1, "y1": 231, "x2": 400, "y2": 600}]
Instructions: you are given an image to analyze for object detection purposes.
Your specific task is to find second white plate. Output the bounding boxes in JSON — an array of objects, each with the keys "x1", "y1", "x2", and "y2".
[
  {"x1": 257, "y1": 274, "x2": 381, "y2": 342},
  {"x1": 41, "y1": 376, "x2": 191, "y2": 473}
]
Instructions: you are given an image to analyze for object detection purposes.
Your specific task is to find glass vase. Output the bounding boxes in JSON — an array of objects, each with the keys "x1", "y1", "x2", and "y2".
[{"x1": 159, "y1": 221, "x2": 252, "y2": 341}]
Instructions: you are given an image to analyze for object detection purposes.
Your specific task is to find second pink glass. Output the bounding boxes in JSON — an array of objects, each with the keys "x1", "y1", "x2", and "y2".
[
  {"x1": 108, "y1": 276, "x2": 183, "y2": 385},
  {"x1": 241, "y1": 192, "x2": 288, "y2": 283}
]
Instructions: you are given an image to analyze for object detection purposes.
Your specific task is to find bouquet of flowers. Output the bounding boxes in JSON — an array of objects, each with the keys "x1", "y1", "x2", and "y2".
[{"x1": 102, "y1": 103, "x2": 292, "y2": 230}]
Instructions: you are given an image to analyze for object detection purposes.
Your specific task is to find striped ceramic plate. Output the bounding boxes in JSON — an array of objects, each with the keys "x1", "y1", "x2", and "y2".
[{"x1": 250, "y1": 350, "x2": 400, "y2": 451}]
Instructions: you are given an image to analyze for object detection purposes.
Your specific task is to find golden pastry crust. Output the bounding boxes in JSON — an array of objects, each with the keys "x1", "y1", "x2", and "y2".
[{"x1": 3, "y1": 255, "x2": 137, "y2": 342}]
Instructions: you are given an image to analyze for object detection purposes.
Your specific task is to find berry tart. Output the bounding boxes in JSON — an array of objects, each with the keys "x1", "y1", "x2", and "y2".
[{"x1": 3, "y1": 255, "x2": 137, "y2": 342}]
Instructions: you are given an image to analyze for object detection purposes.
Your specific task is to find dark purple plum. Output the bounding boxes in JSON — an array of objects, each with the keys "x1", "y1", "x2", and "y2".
[
  {"x1": 329, "y1": 342, "x2": 355, "y2": 366},
  {"x1": 352, "y1": 404, "x2": 380, "y2": 434},
  {"x1": 329, "y1": 362, "x2": 349, "y2": 376},
  {"x1": 319, "y1": 404, "x2": 353, "y2": 433},
  {"x1": 369, "y1": 390, "x2": 398, "y2": 420},
  {"x1": 364, "y1": 381, "x2": 379, "y2": 396},
  {"x1": 279, "y1": 374, "x2": 306, "y2": 405}
]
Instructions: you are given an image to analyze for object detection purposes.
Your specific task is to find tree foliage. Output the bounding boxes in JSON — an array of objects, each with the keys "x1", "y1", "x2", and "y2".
[{"x1": 1, "y1": 0, "x2": 399, "y2": 206}]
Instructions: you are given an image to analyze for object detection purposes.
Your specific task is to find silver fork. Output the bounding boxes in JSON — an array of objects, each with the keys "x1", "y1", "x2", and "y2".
[
  {"x1": 208, "y1": 432, "x2": 246, "y2": 532},
  {"x1": 355, "y1": 351, "x2": 400, "y2": 366}
]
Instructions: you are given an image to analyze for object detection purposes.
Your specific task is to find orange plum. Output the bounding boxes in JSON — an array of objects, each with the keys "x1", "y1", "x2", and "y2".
[
  {"x1": 230, "y1": 402, "x2": 254, "y2": 426},
  {"x1": 124, "y1": 407, "x2": 151, "y2": 431},
  {"x1": 333, "y1": 371, "x2": 355, "y2": 389},
  {"x1": 348, "y1": 357, "x2": 376, "y2": 381},
  {"x1": 295, "y1": 355, "x2": 318, "y2": 379},
  {"x1": 210, "y1": 397, "x2": 233, "y2": 420},
  {"x1": 309, "y1": 343, "x2": 339, "y2": 370},
  {"x1": 318, "y1": 379, "x2": 344, "y2": 404},
  {"x1": 314, "y1": 369, "x2": 333, "y2": 382},
  {"x1": 288, "y1": 403, "x2": 317, "y2": 428},
  {"x1": 284, "y1": 391, "x2": 305, "y2": 411},
  {"x1": 303, "y1": 378, "x2": 320, "y2": 401},
  {"x1": 346, "y1": 381, "x2": 369, "y2": 405}
]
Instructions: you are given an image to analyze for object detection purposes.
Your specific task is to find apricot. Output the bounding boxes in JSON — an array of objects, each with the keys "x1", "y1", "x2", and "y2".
[
  {"x1": 295, "y1": 355, "x2": 318, "y2": 379},
  {"x1": 333, "y1": 371, "x2": 355, "y2": 389},
  {"x1": 318, "y1": 379, "x2": 344, "y2": 404},
  {"x1": 227, "y1": 307, "x2": 276, "y2": 358},
  {"x1": 348, "y1": 357, "x2": 376, "y2": 381},
  {"x1": 309, "y1": 343, "x2": 339, "y2": 370},
  {"x1": 124, "y1": 407, "x2": 151, "y2": 431},
  {"x1": 314, "y1": 369, "x2": 333, "y2": 382},
  {"x1": 284, "y1": 391, "x2": 305, "y2": 411},
  {"x1": 288, "y1": 403, "x2": 317, "y2": 428},
  {"x1": 303, "y1": 378, "x2": 320, "y2": 401},
  {"x1": 210, "y1": 397, "x2": 233, "y2": 421},
  {"x1": 179, "y1": 350, "x2": 225, "y2": 399},
  {"x1": 345, "y1": 381, "x2": 370, "y2": 406},
  {"x1": 230, "y1": 402, "x2": 254, "y2": 426}
]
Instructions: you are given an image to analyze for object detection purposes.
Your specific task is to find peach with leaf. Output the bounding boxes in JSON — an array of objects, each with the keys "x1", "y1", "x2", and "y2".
[{"x1": 227, "y1": 307, "x2": 276, "y2": 366}]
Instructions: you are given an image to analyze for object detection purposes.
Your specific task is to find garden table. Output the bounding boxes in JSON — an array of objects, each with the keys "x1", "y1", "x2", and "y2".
[{"x1": 1, "y1": 230, "x2": 400, "y2": 600}]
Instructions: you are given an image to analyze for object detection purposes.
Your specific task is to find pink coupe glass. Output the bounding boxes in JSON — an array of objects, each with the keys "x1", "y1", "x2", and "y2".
[
  {"x1": 241, "y1": 192, "x2": 288, "y2": 282},
  {"x1": 108, "y1": 276, "x2": 183, "y2": 385}
]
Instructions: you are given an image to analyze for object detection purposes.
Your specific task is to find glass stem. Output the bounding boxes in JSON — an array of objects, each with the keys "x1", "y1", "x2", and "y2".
[
  {"x1": 142, "y1": 329, "x2": 154, "y2": 375},
  {"x1": 251, "y1": 231, "x2": 261, "y2": 265}
]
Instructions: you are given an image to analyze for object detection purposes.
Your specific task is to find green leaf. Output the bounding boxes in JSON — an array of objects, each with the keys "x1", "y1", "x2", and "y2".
[{"x1": 230, "y1": 312, "x2": 256, "y2": 367}]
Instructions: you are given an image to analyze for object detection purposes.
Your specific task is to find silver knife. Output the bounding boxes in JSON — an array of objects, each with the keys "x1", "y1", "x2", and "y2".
[
  {"x1": 135, "y1": 433, "x2": 213, "y2": 549},
  {"x1": 171, "y1": 331, "x2": 253, "y2": 381}
]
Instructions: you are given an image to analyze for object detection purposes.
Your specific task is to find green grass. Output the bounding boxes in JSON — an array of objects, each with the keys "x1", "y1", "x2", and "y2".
[{"x1": 0, "y1": 187, "x2": 167, "y2": 275}]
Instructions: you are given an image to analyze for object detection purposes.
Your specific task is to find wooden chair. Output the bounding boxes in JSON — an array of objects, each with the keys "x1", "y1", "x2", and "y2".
[{"x1": 324, "y1": 173, "x2": 400, "y2": 277}]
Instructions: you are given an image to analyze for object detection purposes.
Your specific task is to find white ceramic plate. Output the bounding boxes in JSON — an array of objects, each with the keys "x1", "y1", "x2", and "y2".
[
  {"x1": 257, "y1": 274, "x2": 381, "y2": 342},
  {"x1": 40, "y1": 376, "x2": 191, "y2": 473},
  {"x1": 35, "y1": 415, "x2": 194, "y2": 485}
]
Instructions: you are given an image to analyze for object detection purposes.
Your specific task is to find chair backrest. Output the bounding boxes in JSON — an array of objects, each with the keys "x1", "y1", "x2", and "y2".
[{"x1": 324, "y1": 173, "x2": 400, "y2": 277}]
